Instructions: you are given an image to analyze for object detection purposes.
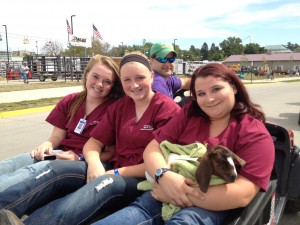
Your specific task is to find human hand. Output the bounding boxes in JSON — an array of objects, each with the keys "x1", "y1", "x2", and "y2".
[
  {"x1": 185, "y1": 177, "x2": 205, "y2": 201},
  {"x1": 151, "y1": 172, "x2": 193, "y2": 208},
  {"x1": 100, "y1": 145, "x2": 115, "y2": 162},
  {"x1": 31, "y1": 141, "x2": 53, "y2": 160},
  {"x1": 87, "y1": 162, "x2": 105, "y2": 183}
]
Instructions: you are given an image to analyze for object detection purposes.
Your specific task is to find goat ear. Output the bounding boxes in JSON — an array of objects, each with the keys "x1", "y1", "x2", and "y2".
[
  {"x1": 216, "y1": 145, "x2": 246, "y2": 167},
  {"x1": 195, "y1": 156, "x2": 212, "y2": 193},
  {"x1": 231, "y1": 154, "x2": 246, "y2": 167}
]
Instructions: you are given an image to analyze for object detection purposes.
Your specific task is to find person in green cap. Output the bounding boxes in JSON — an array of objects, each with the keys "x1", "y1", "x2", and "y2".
[{"x1": 150, "y1": 41, "x2": 191, "y2": 99}]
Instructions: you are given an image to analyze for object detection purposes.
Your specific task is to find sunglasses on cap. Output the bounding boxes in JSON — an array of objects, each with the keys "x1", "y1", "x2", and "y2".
[{"x1": 155, "y1": 57, "x2": 176, "y2": 63}]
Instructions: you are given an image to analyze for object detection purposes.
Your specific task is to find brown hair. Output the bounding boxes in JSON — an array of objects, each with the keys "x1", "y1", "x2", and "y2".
[
  {"x1": 67, "y1": 54, "x2": 124, "y2": 122},
  {"x1": 188, "y1": 63, "x2": 265, "y2": 122}
]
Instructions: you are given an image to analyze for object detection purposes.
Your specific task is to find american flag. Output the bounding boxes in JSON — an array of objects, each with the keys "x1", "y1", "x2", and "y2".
[
  {"x1": 66, "y1": 19, "x2": 72, "y2": 35},
  {"x1": 93, "y1": 24, "x2": 103, "y2": 40}
]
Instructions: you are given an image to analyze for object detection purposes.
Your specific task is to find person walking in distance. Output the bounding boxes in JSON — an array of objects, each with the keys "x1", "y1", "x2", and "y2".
[{"x1": 20, "y1": 62, "x2": 29, "y2": 83}]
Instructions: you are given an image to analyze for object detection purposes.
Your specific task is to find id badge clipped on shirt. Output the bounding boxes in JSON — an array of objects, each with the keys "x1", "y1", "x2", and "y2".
[{"x1": 74, "y1": 118, "x2": 87, "y2": 134}]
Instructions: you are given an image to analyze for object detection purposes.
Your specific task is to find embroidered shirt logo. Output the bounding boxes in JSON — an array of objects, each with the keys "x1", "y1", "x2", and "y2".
[
  {"x1": 91, "y1": 121, "x2": 99, "y2": 125},
  {"x1": 141, "y1": 125, "x2": 154, "y2": 131}
]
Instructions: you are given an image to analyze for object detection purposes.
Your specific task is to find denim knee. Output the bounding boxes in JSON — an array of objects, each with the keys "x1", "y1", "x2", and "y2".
[
  {"x1": 0, "y1": 160, "x2": 51, "y2": 192},
  {"x1": 0, "y1": 153, "x2": 36, "y2": 175},
  {"x1": 168, "y1": 207, "x2": 228, "y2": 225},
  {"x1": 0, "y1": 161, "x2": 88, "y2": 216}
]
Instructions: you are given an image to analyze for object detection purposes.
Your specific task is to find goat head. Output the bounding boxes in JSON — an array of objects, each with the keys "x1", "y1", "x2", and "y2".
[{"x1": 195, "y1": 145, "x2": 246, "y2": 193}]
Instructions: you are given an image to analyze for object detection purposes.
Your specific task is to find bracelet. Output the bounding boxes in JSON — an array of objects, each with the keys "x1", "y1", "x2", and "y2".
[
  {"x1": 78, "y1": 154, "x2": 85, "y2": 161},
  {"x1": 114, "y1": 168, "x2": 120, "y2": 175}
]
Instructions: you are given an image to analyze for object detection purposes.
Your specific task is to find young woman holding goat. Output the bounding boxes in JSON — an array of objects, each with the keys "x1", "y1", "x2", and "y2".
[{"x1": 92, "y1": 63, "x2": 275, "y2": 225}]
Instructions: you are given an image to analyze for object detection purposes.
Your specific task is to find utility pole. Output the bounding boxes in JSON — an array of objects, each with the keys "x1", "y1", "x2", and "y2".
[
  {"x1": 173, "y1": 39, "x2": 177, "y2": 51},
  {"x1": 71, "y1": 15, "x2": 76, "y2": 35},
  {"x1": 2, "y1": 25, "x2": 9, "y2": 82}
]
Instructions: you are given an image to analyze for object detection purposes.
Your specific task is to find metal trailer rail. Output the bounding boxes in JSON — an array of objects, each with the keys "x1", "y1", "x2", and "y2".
[{"x1": 26, "y1": 56, "x2": 90, "y2": 82}]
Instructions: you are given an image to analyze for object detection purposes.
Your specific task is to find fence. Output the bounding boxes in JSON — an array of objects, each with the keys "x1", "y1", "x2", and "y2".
[{"x1": 3, "y1": 56, "x2": 122, "y2": 82}]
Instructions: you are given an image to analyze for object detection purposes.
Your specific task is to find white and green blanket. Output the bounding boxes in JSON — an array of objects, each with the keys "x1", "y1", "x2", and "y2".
[{"x1": 138, "y1": 140, "x2": 226, "y2": 221}]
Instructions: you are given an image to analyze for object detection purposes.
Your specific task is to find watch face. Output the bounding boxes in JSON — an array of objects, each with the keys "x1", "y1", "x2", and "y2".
[
  {"x1": 155, "y1": 168, "x2": 163, "y2": 176},
  {"x1": 155, "y1": 168, "x2": 168, "y2": 183},
  {"x1": 155, "y1": 168, "x2": 168, "y2": 176}
]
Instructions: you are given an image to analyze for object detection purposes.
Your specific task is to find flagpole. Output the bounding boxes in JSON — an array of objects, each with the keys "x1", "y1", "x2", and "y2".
[
  {"x1": 66, "y1": 19, "x2": 70, "y2": 47},
  {"x1": 92, "y1": 27, "x2": 95, "y2": 56},
  {"x1": 92, "y1": 23, "x2": 103, "y2": 56}
]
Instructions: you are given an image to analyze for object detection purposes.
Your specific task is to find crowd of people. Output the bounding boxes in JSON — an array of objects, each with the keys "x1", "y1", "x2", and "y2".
[{"x1": 0, "y1": 42, "x2": 274, "y2": 225}]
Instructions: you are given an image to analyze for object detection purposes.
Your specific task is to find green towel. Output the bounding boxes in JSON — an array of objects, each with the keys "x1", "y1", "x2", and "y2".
[{"x1": 137, "y1": 140, "x2": 226, "y2": 221}]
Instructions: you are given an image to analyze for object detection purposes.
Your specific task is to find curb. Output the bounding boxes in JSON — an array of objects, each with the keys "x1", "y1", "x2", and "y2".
[{"x1": 0, "y1": 105, "x2": 55, "y2": 118}]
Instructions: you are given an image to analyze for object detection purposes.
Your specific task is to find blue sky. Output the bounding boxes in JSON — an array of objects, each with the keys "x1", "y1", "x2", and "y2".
[{"x1": 0, "y1": 0, "x2": 299, "y2": 53}]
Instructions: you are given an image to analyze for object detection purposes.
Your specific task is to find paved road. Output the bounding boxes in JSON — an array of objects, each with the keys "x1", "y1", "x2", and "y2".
[
  {"x1": 1, "y1": 112, "x2": 52, "y2": 159},
  {"x1": 1, "y1": 80, "x2": 300, "y2": 224},
  {"x1": 246, "y1": 82, "x2": 300, "y2": 147},
  {"x1": 245, "y1": 82, "x2": 300, "y2": 225}
]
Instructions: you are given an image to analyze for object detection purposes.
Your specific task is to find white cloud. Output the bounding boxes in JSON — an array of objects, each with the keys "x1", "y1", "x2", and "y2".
[{"x1": 0, "y1": 0, "x2": 299, "y2": 51}]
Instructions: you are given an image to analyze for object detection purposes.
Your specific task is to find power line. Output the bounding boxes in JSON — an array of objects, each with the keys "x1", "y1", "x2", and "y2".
[{"x1": 1, "y1": 32, "x2": 67, "y2": 43}]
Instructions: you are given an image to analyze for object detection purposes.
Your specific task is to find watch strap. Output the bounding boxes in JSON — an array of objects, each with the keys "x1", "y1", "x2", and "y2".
[{"x1": 155, "y1": 168, "x2": 169, "y2": 184}]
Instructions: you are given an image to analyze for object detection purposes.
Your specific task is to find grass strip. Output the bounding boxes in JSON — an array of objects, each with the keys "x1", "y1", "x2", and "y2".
[
  {"x1": 0, "y1": 97, "x2": 62, "y2": 112},
  {"x1": 0, "y1": 81, "x2": 81, "y2": 92}
]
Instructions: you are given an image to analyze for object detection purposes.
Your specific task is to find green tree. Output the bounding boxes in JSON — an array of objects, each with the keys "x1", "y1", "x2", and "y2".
[
  {"x1": 208, "y1": 43, "x2": 224, "y2": 61},
  {"x1": 180, "y1": 49, "x2": 190, "y2": 61},
  {"x1": 294, "y1": 47, "x2": 300, "y2": 53},
  {"x1": 200, "y1": 42, "x2": 209, "y2": 60},
  {"x1": 143, "y1": 42, "x2": 153, "y2": 57},
  {"x1": 62, "y1": 45, "x2": 87, "y2": 57},
  {"x1": 284, "y1": 42, "x2": 299, "y2": 52},
  {"x1": 60, "y1": 38, "x2": 112, "y2": 57},
  {"x1": 219, "y1": 37, "x2": 244, "y2": 57},
  {"x1": 244, "y1": 43, "x2": 266, "y2": 54},
  {"x1": 91, "y1": 39, "x2": 106, "y2": 55},
  {"x1": 188, "y1": 45, "x2": 201, "y2": 61},
  {"x1": 102, "y1": 42, "x2": 111, "y2": 54}
]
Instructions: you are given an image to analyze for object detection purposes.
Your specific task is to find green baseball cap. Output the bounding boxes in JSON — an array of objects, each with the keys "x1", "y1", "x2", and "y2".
[{"x1": 150, "y1": 42, "x2": 177, "y2": 58}]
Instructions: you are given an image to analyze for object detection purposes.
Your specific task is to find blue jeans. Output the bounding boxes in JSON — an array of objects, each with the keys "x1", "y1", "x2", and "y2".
[
  {"x1": 0, "y1": 153, "x2": 38, "y2": 175},
  {"x1": 93, "y1": 191, "x2": 228, "y2": 225},
  {"x1": 21, "y1": 72, "x2": 28, "y2": 81},
  {"x1": 0, "y1": 160, "x2": 144, "y2": 225},
  {"x1": 0, "y1": 153, "x2": 51, "y2": 192}
]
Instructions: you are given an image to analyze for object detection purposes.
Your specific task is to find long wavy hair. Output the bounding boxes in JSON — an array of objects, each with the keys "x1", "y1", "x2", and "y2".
[
  {"x1": 67, "y1": 54, "x2": 125, "y2": 123},
  {"x1": 188, "y1": 63, "x2": 265, "y2": 122}
]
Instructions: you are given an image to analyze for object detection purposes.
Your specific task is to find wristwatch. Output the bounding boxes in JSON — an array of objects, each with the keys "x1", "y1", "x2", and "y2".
[{"x1": 155, "y1": 168, "x2": 169, "y2": 184}]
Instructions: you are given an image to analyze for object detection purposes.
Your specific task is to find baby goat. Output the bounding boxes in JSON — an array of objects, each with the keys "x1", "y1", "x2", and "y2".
[{"x1": 195, "y1": 145, "x2": 246, "y2": 193}]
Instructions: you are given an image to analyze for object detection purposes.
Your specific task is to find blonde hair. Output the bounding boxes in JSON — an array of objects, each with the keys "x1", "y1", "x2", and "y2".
[{"x1": 67, "y1": 54, "x2": 124, "y2": 122}]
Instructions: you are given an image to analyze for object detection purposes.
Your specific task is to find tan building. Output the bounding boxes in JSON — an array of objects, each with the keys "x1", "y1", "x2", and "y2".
[{"x1": 223, "y1": 52, "x2": 300, "y2": 73}]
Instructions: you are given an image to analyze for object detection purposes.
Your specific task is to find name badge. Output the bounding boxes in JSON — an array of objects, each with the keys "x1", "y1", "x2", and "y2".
[{"x1": 74, "y1": 118, "x2": 87, "y2": 134}]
